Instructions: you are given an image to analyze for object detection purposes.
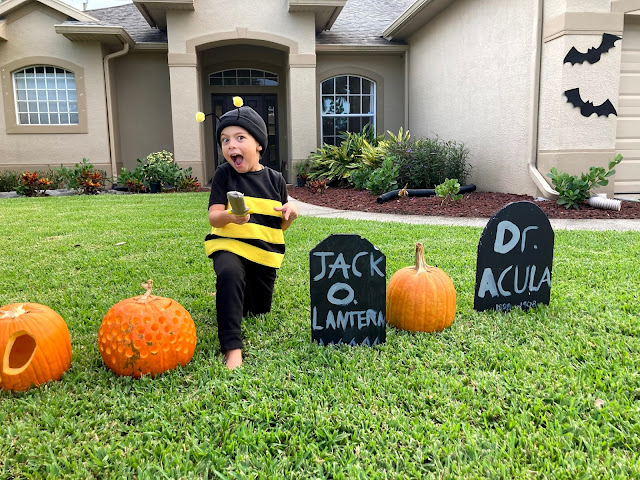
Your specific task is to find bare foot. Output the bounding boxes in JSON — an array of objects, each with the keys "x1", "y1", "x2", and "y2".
[{"x1": 224, "y1": 349, "x2": 243, "y2": 370}]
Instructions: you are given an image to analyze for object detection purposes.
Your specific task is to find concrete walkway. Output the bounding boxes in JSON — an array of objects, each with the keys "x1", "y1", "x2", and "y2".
[{"x1": 291, "y1": 197, "x2": 640, "y2": 232}]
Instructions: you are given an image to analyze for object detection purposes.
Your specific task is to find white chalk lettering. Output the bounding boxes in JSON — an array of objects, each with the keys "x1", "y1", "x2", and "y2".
[
  {"x1": 328, "y1": 253, "x2": 351, "y2": 279},
  {"x1": 312, "y1": 252, "x2": 334, "y2": 281},
  {"x1": 327, "y1": 282, "x2": 355, "y2": 305},
  {"x1": 313, "y1": 251, "x2": 381, "y2": 280},
  {"x1": 312, "y1": 306, "x2": 322, "y2": 330},
  {"x1": 494, "y1": 221, "x2": 539, "y2": 254},
  {"x1": 478, "y1": 268, "x2": 499, "y2": 298},
  {"x1": 478, "y1": 265, "x2": 551, "y2": 299},
  {"x1": 352, "y1": 251, "x2": 368, "y2": 277},
  {"x1": 370, "y1": 253, "x2": 385, "y2": 277},
  {"x1": 497, "y1": 265, "x2": 513, "y2": 296},
  {"x1": 312, "y1": 309, "x2": 385, "y2": 330},
  {"x1": 513, "y1": 265, "x2": 530, "y2": 294},
  {"x1": 494, "y1": 221, "x2": 519, "y2": 254}
]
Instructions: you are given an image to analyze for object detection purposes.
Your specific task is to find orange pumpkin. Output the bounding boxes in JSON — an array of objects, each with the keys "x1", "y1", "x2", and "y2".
[
  {"x1": 98, "y1": 280, "x2": 197, "y2": 378},
  {"x1": 0, "y1": 303, "x2": 72, "y2": 392},
  {"x1": 386, "y1": 243, "x2": 456, "y2": 332}
]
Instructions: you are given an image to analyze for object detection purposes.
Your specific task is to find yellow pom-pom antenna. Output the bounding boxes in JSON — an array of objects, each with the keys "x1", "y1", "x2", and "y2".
[
  {"x1": 195, "y1": 112, "x2": 205, "y2": 123},
  {"x1": 233, "y1": 96, "x2": 244, "y2": 108}
]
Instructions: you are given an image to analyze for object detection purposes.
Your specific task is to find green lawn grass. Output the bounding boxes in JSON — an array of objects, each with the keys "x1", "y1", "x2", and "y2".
[{"x1": 1, "y1": 193, "x2": 639, "y2": 479}]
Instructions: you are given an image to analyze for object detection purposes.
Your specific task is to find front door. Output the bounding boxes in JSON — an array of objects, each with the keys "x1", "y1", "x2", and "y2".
[{"x1": 212, "y1": 94, "x2": 279, "y2": 171}]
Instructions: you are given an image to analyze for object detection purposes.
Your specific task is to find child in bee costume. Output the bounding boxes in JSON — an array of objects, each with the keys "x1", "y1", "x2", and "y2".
[{"x1": 205, "y1": 98, "x2": 298, "y2": 369}]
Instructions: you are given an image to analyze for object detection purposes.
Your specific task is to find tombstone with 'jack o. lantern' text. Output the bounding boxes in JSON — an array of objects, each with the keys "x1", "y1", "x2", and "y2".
[
  {"x1": 310, "y1": 234, "x2": 386, "y2": 346},
  {"x1": 474, "y1": 201, "x2": 554, "y2": 312}
]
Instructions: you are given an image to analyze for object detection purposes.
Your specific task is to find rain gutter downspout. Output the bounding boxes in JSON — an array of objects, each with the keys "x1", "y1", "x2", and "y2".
[
  {"x1": 104, "y1": 41, "x2": 130, "y2": 181},
  {"x1": 529, "y1": 0, "x2": 558, "y2": 199}
]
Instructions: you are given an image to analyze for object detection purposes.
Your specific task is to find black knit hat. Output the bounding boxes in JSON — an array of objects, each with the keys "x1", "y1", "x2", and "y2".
[{"x1": 216, "y1": 105, "x2": 268, "y2": 154}]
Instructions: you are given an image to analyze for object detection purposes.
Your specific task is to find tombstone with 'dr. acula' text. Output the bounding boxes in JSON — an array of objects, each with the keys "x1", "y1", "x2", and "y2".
[
  {"x1": 310, "y1": 234, "x2": 386, "y2": 346},
  {"x1": 474, "y1": 201, "x2": 554, "y2": 312}
]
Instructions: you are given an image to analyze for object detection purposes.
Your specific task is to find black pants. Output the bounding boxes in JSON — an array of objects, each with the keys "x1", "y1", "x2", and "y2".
[{"x1": 212, "y1": 251, "x2": 277, "y2": 352}]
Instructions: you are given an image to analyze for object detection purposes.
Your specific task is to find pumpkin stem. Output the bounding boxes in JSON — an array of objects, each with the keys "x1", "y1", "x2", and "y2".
[
  {"x1": 137, "y1": 279, "x2": 154, "y2": 303},
  {"x1": 414, "y1": 243, "x2": 432, "y2": 274},
  {"x1": 0, "y1": 304, "x2": 29, "y2": 319}
]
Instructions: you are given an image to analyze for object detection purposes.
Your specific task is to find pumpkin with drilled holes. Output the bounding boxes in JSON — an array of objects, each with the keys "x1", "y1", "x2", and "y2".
[
  {"x1": 0, "y1": 303, "x2": 72, "y2": 392},
  {"x1": 98, "y1": 280, "x2": 197, "y2": 378},
  {"x1": 386, "y1": 243, "x2": 456, "y2": 332}
]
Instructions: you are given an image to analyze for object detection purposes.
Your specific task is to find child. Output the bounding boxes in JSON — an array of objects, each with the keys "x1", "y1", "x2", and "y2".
[{"x1": 205, "y1": 100, "x2": 298, "y2": 369}]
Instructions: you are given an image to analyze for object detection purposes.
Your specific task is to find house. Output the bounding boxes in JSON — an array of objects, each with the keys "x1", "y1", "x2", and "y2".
[{"x1": 1, "y1": 0, "x2": 638, "y2": 197}]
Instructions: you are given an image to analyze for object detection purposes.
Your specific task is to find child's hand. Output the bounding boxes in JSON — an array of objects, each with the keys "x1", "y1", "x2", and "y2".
[
  {"x1": 229, "y1": 212, "x2": 250, "y2": 225},
  {"x1": 274, "y1": 202, "x2": 298, "y2": 230}
]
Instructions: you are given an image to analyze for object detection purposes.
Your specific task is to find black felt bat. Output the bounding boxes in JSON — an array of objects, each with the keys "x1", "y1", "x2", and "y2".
[
  {"x1": 564, "y1": 88, "x2": 617, "y2": 117},
  {"x1": 564, "y1": 33, "x2": 621, "y2": 65}
]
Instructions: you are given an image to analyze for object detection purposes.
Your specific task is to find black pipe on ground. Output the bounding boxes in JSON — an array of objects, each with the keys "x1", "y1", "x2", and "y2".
[{"x1": 376, "y1": 184, "x2": 477, "y2": 204}]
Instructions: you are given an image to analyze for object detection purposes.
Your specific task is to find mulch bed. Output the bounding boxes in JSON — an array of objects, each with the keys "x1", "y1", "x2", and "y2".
[{"x1": 288, "y1": 186, "x2": 640, "y2": 220}]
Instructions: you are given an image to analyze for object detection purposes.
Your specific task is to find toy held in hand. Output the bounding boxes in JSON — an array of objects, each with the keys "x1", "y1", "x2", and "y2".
[{"x1": 227, "y1": 191, "x2": 252, "y2": 216}]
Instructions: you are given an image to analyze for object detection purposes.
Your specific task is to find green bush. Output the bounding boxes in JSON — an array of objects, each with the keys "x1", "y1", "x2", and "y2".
[
  {"x1": 308, "y1": 124, "x2": 384, "y2": 183},
  {"x1": 547, "y1": 154, "x2": 623, "y2": 209},
  {"x1": 138, "y1": 150, "x2": 183, "y2": 189},
  {"x1": 0, "y1": 170, "x2": 20, "y2": 192},
  {"x1": 392, "y1": 135, "x2": 472, "y2": 189},
  {"x1": 435, "y1": 178, "x2": 463, "y2": 204},
  {"x1": 365, "y1": 157, "x2": 399, "y2": 195},
  {"x1": 350, "y1": 167, "x2": 373, "y2": 190}
]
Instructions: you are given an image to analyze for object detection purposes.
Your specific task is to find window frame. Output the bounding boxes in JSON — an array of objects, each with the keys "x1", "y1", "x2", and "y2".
[
  {"x1": 319, "y1": 74, "x2": 376, "y2": 146},
  {"x1": 1, "y1": 57, "x2": 88, "y2": 134}
]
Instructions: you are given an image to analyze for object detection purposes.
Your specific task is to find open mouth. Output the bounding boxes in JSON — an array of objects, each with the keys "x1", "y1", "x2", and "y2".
[{"x1": 231, "y1": 154, "x2": 244, "y2": 167}]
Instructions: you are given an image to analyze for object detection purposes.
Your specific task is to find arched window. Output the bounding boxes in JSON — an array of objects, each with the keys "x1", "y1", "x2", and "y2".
[
  {"x1": 320, "y1": 75, "x2": 375, "y2": 145},
  {"x1": 13, "y1": 66, "x2": 78, "y2": 125},
  {"x1": 209, "y1": 69, "x2": 279, "y2": 86}
]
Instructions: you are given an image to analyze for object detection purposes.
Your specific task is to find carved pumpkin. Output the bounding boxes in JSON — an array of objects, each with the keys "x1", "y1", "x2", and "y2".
[
  {"x1": 98, "y1": 280, "x2": 197, "y2": 378},
  {"x1": 386, "y1": 243, "x2": 456, "y2": 332},
  {"x1": 0, "y1": 303, "x2": 72, "y2": 392}
]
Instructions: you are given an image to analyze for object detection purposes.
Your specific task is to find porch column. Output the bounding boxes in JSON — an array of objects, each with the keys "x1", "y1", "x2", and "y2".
[
  {"x1": 287, "y1": 54, "x2": 317, "y2": 184},
  {"x1": 168, "y1": 53, "x2": 205, "y2": 183}
]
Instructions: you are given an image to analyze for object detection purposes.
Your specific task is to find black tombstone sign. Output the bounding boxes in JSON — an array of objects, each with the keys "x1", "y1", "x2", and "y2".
[
  {"x1": 474, "y1": 201, "x2": 554, "y2": 312},
  {"x1": 310, "y1": 234, "x2": 386, "y2": 346}
]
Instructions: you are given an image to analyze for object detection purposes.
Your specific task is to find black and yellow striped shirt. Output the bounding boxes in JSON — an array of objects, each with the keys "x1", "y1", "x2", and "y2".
[{"x1": 205, "y1": 163, "x2": 288, "y2": 268}]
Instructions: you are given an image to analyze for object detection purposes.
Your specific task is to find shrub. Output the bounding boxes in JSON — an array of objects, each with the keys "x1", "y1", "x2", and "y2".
[
  {"x1": 547, "y1": 154, "x2": 623, "y2": 209},
  {"x1": 17, "y1": 171, "x2": 52, "y2": 197},
  {"x1": 435, "y1": 178, "x2": 463, "y2": 205},
  {"x1": 350, "y1": 167, "x2": 373, "y2": 190},
  {"x1": 0, "y1": 170, "x2": 20, "y2": 192},
  {"x1": 392, "y1": 135, "x2": 472, "y2": 189},
  {"x1": 308, "y1": 124, "x2": 384, "y2": 183},
  {"x1": 138, "y1": 150, "x2": 182, "y2": 189},
  {"x1": 365, "y1": 157, "x2": 399, "y2": 195}
]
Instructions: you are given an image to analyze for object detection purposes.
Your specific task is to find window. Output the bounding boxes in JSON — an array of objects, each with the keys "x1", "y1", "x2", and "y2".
[
  {"x1": 13, "y1": 66, "x2": 79, "y2": 125},
  {"x1": 321, "y1": 75, "x2": 375, "y2": 145},
  {"x1": 209, "y1": 69, "x2": 279, "y2": 87}
]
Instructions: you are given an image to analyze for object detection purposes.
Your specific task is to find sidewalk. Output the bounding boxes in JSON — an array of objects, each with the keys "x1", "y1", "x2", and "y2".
[{"x1": 291, "y1": 197, "x2": 640, "y2": 232}]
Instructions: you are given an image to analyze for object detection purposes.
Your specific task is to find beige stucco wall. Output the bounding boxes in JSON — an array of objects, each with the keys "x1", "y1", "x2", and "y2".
[
  {"x1": 407, "y1": 0, "x2": 539, "y2": 194},
  {"x1": 0, "y1": 4, "x2": 111, "y2": 174},
  {"x1": 316, "y1": 54, "x2": 406, "y2": 141},
  {"x1": 113, "y1": 51, "x2": 174, "y2": 173}
]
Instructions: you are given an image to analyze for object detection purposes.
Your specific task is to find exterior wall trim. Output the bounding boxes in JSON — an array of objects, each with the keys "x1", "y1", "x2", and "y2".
[
  {"x1": 186, "y1": 29, "x2": 299, "y2": 55},
  {"x1": 543, "y1": 12, "x2": 624, "y2": 42},
  {"x1": 168, "y1": 53, "x2": 197, "y2": 67},
  {"x1": 1, "y1": 56, "x2": 88, "y2": 134},
  {"x1": 611, "y1": 0, "x2": 640, "y2": 13}
]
